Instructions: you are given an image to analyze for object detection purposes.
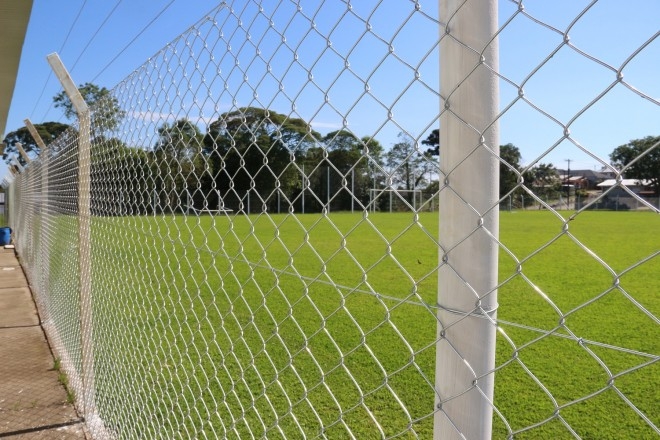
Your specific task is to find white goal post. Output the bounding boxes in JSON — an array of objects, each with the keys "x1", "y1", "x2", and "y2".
[{"x1": 369, "y1": 188, "x2": 425, "y2": 213}]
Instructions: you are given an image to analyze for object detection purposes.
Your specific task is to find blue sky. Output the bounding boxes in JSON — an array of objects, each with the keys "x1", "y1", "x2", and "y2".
[{"x1": 5, "y1": 0, "x2": 659, "y2": 178}]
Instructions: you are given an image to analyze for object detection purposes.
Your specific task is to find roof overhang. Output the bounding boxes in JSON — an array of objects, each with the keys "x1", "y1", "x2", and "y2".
[
  {"x1": 597, "y1": 179, "x2": 652, "y2": 187},
  {"x1": 0, "y1": 0, "x2": 34, "y2": 138}
]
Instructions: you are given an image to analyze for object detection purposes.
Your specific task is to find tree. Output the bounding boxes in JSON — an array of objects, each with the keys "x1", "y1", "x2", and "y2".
[
  {"x1": 530, "y1": 163, "x2": 560, "y2": 198},
  {"x1": 610, "y1": 135, "x2": 660, "y2": 195},
  {"x1": 2, "y1": 122, "x2": 70, "y2": 166},
  {"x1": 53, "y1": 82, "x2": 125, "y2": 137},
  {"x1": 499, "y1": 143, "x2": 523, "y2": 198},
  {"x1": 306, "y1": 130, "x2": 383, "y2": 211},
  {"x1": 155, "y1": 119, "x2": 204, "y2": 161},
  {"x1": 203, "y1": 107, "x2": 320, "y2": 212},
  {"x1": 386, "y1": 132, "x2": 434, "y2": 191},
  {"x1": 382, "y1": 132, "x2": 437, "y2": 209},
  {"x1": 153, "y1": 119, "x2": 205, "y2": 212},
  {"x1": 90, "y1": 137, "x2": 155, "y2": 215},
  {"x1": 422, "y1": 128, "x2": 439, "y2": 156},
  {"x1": 499, "y1": 143, "x2": 539, "y2": 207}
]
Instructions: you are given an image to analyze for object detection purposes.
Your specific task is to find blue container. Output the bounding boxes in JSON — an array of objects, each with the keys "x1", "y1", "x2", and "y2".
[{"x1": 0, "y1": 227, "x2": 11, "y2": 246}]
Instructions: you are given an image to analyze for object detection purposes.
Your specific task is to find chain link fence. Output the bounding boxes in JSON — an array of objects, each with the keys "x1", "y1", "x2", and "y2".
[{"x1": 5, "y1": 1, "x2": 659, "y2": 438}]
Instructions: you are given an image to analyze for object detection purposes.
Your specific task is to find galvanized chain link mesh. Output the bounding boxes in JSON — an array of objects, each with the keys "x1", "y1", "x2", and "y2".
[{"x1": 6, "y1": 1, "x2": 659, "y2": 438}]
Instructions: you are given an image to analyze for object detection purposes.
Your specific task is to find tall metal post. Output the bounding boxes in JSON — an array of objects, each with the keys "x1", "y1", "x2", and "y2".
[
  {"x1": 435, "y1": 1, "x2": 499, "y2": 439},
  {"x1": 351, "y1": 168, "x2": 355, "y2": 213},
  {"x1": 47, "y1": 53, "x2": 97, "y2": 422},
  {"x1": 302, "y1": 163, "x2": 305, "y2": 214},
  {"x1": 25, "y1": 119, "x2": 50, "y2": 320},
  {"x1": 326, "y1": 165, "x2": 330, "y2": 213}
]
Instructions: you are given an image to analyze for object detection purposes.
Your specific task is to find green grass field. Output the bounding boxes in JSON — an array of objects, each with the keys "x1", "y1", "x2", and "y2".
[{"x1": 74, "y1": 210, "x2": 658, "y2": 439}]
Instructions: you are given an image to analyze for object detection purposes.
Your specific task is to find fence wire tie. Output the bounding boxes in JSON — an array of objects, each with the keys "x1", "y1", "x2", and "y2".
[{"x1": 436, "y1": 302, "x2": 499, "y2": 319}]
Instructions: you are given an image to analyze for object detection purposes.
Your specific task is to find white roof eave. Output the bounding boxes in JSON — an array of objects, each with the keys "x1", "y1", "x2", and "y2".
[{"x1": 0, "y1": 0, "x2": 34, "y2": 138}]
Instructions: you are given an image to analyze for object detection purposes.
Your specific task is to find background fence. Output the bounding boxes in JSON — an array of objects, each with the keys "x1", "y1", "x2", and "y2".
[{"x1": 4, "y1": 1, "x2": 659, "y2": 438}]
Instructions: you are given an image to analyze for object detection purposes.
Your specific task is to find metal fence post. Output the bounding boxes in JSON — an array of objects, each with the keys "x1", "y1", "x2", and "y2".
[
  {"x1": 46, "y1": 53, "x2": 97, "y2": 422},
  {"x1": 25, "y1": 118, "x2": 50, "y2": 320},
  {"x1": 436, "y1": 1, "x2": 499, "y2": 439},
  {"x1": 7, "y1": 182, "x2": 13, "y2": 231}
]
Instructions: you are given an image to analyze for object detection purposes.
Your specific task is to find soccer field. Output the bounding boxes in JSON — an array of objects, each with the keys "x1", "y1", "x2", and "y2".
[{"x1": 82, "y1": 210, "x2": 658, "y2": 438}]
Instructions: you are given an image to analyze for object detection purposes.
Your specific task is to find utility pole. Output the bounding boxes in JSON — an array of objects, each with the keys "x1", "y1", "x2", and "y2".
[{"x1": 565, "y1": 159, "x2": 571, "y2": 210}]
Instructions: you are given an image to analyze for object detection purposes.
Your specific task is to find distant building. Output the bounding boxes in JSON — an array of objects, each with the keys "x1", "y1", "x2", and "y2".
[
  {"x1": 557, "y1": 169, "x2": 615, "y2": 190},
  {"x1": 597, "y1": 179, "x2": 654, "y2": 197}
]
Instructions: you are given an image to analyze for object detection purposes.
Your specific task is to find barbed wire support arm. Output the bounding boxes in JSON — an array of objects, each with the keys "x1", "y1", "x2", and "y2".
[
  {"x1": 24, "y1": 118, "x2": 48, "y2": 152},
  {"x1": 15, "y1": 142, "x2": 31, "y2": 164}
]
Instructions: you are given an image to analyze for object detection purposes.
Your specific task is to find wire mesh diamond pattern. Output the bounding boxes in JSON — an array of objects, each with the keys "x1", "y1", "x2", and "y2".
[{"x1": 5, "y1": 1, "x2": 658, "y2": 439}]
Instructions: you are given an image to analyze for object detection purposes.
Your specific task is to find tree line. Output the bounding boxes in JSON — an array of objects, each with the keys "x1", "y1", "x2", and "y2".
[
  {"x1": 3, "y1": 82, "x2": 658, "y2": 214},
  {"x1": 2, "y1": 84, "x2": 441, "y2": 215}
]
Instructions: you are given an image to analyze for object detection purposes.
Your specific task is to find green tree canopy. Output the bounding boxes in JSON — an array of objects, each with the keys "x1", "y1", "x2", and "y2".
[
  {"x1": 526, "y1": 162, "x2": 560, "y2": 199},
  {"x1": 91, "y1": 137, "x2": 155, "y2": 215},
  {"x1": 203, "y1": 107, "x2": 320, "y2": 212},
  {"x1": 154, "y1": 119, "x2": 206, "y2": 212},
  {"x1": 311, "y1": 130, "x2": 384, "y2": 211},
  {"x1": 155, "y1": 119, "x2": 204, "y2": 160},
  {"x1": 610, "y1": 135, "x2": 660, "y2": 194},
  {"x1": 386, "y1": 132, "x2": 434, "y2": 191},
  {"x1": 2, "y1": 121, "x2": 70, "y2": 166},
  {"x1": 204, "y1": 107, "x2": 319, "y2": 155},
  {"x1": 499, "y1": 143, "x2": 523, "y2": 198},
  {"x1": 422, "y1": 128, "x2": 439, "y2": 156},
  {"x1": 53, "y1": 82, "x2": 125, "y2": 136}
]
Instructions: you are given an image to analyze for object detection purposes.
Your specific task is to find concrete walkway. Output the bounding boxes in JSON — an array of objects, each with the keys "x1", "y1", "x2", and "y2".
[{"x1": 0, "y1": 247, "x2": 87, "y2": 439}]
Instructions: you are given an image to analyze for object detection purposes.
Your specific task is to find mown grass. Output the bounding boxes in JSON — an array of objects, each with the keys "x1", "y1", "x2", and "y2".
[{"x1": 85, "y1": 210, "x2": 658, "y2": 439}]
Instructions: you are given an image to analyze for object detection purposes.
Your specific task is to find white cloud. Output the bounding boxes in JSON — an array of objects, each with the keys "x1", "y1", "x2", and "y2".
[{"x1": 309, "y1": 120, "x2": 343, "y2": 131}]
